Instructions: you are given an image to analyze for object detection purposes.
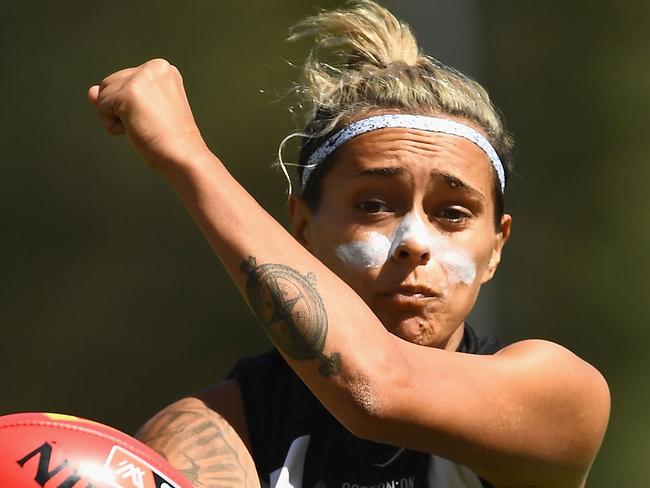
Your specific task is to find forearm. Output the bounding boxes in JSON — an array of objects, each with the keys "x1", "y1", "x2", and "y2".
[
  {"x1": 162, "y1": 151, "x2": 399, "y2": 429},
  {"x1": 87, "y1": 57, "x2": 398, "y2": 435}
]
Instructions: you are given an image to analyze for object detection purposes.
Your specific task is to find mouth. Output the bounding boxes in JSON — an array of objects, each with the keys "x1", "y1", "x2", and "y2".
[{"x1": 382, "y1": 284, "x2": 442, "y2": 304}]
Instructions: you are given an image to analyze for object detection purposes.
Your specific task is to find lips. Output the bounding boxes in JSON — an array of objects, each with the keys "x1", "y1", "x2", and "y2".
[{"x1": 382, "y1": 284, "x2": 442, "y2": 304}]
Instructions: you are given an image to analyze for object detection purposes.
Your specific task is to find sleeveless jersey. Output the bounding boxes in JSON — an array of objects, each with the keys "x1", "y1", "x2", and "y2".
[{"x1": 228, "y1": 324, "x2": 501, "y2": 488}]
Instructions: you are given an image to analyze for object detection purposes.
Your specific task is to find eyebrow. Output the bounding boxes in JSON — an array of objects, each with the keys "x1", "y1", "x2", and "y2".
[
  {"x1": 356, "y1": 166, "x2": 405, "y2": 177},
  {"x1": 436, "y1": 172, "x2": 485, "y2": 201},
  {"x1": 355, "y1": 166, "x2": 485, "y2": 201}
]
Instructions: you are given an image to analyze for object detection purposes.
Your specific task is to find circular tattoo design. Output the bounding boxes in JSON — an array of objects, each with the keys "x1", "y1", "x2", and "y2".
[{"x1": 242, "y1": 258, "x2": 327, "y2": 360}]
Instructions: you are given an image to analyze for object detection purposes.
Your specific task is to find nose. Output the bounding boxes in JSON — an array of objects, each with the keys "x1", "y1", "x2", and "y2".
[
  {"x1": 388, "y1": 213, "x2": 432, "y2": 265},
  {"x1": 391, "y1": 239, "x2": 431, "y2": 264}
]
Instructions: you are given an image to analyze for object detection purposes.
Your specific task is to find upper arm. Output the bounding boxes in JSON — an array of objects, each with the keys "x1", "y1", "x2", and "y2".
[
  {"x1": 136, "y1": 380, "x2": 260, "y2": 488},
  {"x1": 356, "y1": 339, "x2": 610, "y2": 487}
]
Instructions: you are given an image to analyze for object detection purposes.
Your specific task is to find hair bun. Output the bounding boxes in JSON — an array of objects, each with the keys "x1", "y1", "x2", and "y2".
[{"x1": 289, "y1": 0, "x2": 421, "y2": 70}]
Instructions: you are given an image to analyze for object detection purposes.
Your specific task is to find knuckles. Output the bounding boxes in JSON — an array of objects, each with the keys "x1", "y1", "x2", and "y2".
[
  {"x1": 141, "y1": 58, "x2": 180, "y2": 83},
  {"x1": 99, "y1": 58, "x2": 180, "y2": 101},
  {"x1": 143, "y1": 57, "x2": 171, "y2": 71},
  {"x1": 141, "y1": 58, "x2": 170, "y2": 79}
]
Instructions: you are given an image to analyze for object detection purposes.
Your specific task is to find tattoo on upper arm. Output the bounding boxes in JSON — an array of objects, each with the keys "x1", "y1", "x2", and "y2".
[
  {"x1": 136, "y1": 403, "x2": 259, "y2": 488},
  {"x1": 240, "y1": 256, "x2": 341, "y2": 377}
]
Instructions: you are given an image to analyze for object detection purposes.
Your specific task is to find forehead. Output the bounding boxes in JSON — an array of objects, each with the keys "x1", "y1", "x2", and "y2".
[{"x1": 324, "y1": 127, "x2": 496, "y2": 197}]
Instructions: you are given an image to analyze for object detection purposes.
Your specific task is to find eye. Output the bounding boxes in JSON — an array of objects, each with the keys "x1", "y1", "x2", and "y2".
[
  {"x1": 357, "y1": 199, "x2": 391, "y2": 214},
  {"x1": 435, "y1": 207, "x2": 471, "y2": 224}
]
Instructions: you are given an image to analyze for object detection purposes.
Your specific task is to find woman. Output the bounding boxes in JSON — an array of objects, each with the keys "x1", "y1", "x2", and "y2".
[{"x1": 88, "y1": 2, "x2": 609, "y2": 487}]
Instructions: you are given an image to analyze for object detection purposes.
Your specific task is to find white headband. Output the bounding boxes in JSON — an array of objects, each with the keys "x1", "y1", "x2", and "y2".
[{"x1": 301, "y1": 114, "x2": 506, "y2": 193}]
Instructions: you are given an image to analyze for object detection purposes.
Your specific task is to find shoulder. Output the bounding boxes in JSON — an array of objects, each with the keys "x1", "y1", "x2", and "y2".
[
  {"x1": 138, "y1": 380, "x2": 250, "y2": 449},
  {"x1": 136, "y1": 381, "x2": 260, "y2": 488}
]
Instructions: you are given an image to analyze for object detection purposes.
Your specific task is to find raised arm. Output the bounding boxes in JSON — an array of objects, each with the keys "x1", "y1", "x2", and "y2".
[{"x1": 89, "y1": 59, "x2": 609, "y2": 488}]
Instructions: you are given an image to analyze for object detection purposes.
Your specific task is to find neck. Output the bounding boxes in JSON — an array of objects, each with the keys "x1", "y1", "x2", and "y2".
[{"x1": 443, "y1": 322, "x2": 466, "y2": 352}]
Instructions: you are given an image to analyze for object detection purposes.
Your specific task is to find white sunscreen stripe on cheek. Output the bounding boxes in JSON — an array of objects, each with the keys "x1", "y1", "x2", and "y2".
[
  {"x1": 428, "y1": 238, "x2": 477, "y2": 285},
  {"x1": 390, "y1": 213, "x2": 476, "y2": 285},
  {"x1": 336, "y1": 232, "x2": 392, "y2": 269}
]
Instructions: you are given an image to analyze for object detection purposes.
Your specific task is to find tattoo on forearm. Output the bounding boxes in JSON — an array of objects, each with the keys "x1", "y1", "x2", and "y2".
[
  {"x1": 136, "y1": 405, "x2": 258, "y2": 488},
  {"x1": 240, "y1": 256, "x2": 341, "y2": 376}
]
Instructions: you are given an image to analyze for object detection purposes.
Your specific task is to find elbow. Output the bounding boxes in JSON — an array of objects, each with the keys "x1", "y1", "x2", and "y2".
[
  {"x1": 335, "y1": 350, "x2": 410, "y2": 442},
  {"x1": 572, "y1": 365, "x2": 611, "y2": 467},
  {"x1": 524, "y1": 343, "x2": 612, "y2": 473}
]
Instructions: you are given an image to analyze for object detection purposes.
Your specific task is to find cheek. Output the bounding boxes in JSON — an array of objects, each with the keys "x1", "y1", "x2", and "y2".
[
  {"x1": 429, "y1": 245, "x2": 477, "y2": 285},
  {"x1": 472, "y1": 237, "x2": 499, "y2": 278},
  {"x1": 335, "y1": 232, "x2": 391, "y2": 270},
  {"x1": 303, "y1": 234, "x2": 384, "y2": 305},
  {"x1": 308, "y1": 227, "x2": 378, "y2": 287},
  {"x1": 452, "y1": 228, "x2": 498, "y2": 276}
]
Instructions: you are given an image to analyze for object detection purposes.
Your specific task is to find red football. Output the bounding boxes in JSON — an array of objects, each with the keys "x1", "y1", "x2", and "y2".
[{"x1": 0, "y1": 412, "x2": 193, "y2": 488}]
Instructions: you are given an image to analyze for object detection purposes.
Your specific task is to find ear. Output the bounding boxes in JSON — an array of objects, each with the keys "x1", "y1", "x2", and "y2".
[
  {"x1": 480, "y1": 214, "x2": 512, "y2": 284},
  {"x1": 288, "y1": 195, "x2": 313, "y2": 249}
]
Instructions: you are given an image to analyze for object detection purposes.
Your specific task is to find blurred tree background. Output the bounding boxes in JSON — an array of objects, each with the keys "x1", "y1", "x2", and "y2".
[{"x1": 1, "y1": 1, "x2": 647, "y2": 485}]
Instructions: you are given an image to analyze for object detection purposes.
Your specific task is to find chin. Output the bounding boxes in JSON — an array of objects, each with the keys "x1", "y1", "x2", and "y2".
[
  {"x1": 384, "y1": 316, "x2": 442, "y2": 347},
  {"x1": 377, "y1": 304, "x2": 466, "y2": 349}
]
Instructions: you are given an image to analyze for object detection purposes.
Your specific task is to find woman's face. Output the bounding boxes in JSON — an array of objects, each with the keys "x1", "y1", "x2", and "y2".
[{"x1": 290, "y1": 123, "x2": 511, "y2": 350}]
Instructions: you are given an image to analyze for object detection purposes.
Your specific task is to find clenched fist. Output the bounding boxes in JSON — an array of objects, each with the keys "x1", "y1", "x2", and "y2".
[{"x1": 88, "y1": 59, "x2": 209, "y2": 172}]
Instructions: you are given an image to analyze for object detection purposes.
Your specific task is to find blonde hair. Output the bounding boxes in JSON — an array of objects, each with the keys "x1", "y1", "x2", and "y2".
[{"x1": 285, "y1": 0, "x2": 513, "y2": 219}]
